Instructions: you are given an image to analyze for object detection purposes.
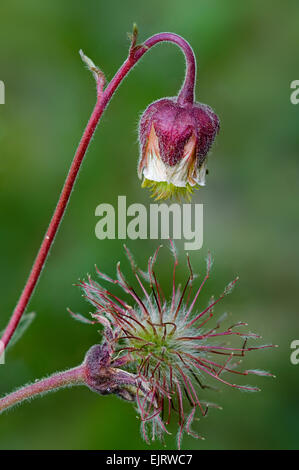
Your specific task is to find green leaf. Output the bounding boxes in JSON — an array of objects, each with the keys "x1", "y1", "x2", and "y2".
[{"x1": 1, "y1": 312, "x2": 36, "y2": 351}]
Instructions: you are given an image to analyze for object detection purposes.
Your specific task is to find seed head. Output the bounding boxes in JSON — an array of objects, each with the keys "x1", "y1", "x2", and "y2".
[{"x1": 74, "y1": 243, "x2": 274, "y2": 448}]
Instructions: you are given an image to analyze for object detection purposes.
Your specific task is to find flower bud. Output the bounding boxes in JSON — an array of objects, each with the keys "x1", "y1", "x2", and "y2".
[{"x1": 138, "y1": 98, "x2": 219, "y2": 200}]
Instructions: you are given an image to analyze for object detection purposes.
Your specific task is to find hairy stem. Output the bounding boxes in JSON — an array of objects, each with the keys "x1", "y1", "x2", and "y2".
[
  {"x1": 0, "y1": 365, "x2": 85, "y2": 414},
  {"x1": 140, "y1": 32, "x2": 196, "y2": 105},
  {"x1": 1, "y1": 31, "x2": 197, "y2": 350}
]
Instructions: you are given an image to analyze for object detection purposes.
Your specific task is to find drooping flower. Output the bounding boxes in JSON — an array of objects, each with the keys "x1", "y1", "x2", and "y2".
[
  {"x1": 138, "y1": 99, "x2": 220, "y2": 200},
  {"x1": 75, "y1": 243, "x2": 275, "y2": 448}
]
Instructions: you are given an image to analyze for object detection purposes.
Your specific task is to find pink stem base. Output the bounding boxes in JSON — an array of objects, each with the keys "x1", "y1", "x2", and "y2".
[{"x1": 0, "y1": 365, "x2": 85, "y2": 414}]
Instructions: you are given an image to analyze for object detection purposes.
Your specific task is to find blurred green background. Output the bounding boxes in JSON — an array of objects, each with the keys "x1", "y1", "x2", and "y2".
[{"x1": 0, "y1": 0, "x2": 298, "y2": 450}]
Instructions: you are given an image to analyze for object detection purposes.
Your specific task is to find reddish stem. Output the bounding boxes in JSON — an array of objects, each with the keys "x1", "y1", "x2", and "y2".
[
  {"x1": 0, "y1": 365, "x2": 85, "y2": 413},
  {"x1": 1, "y1": 32, "x2": 197, "y2": 350},
  {"x1": 140, "y1": 32, "x2": 196, "y2": 105}
]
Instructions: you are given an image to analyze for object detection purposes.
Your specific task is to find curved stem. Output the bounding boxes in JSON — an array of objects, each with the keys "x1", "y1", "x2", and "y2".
[
  {"x1": 1, "y1": 31, "x2": 197, "y2": 350},
  {"x1": 140, "y1": 32, "x2": 196, "y2": 105},
  {"x1": 0, "y1": 365, "x2": 85, "y2": 414}
]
